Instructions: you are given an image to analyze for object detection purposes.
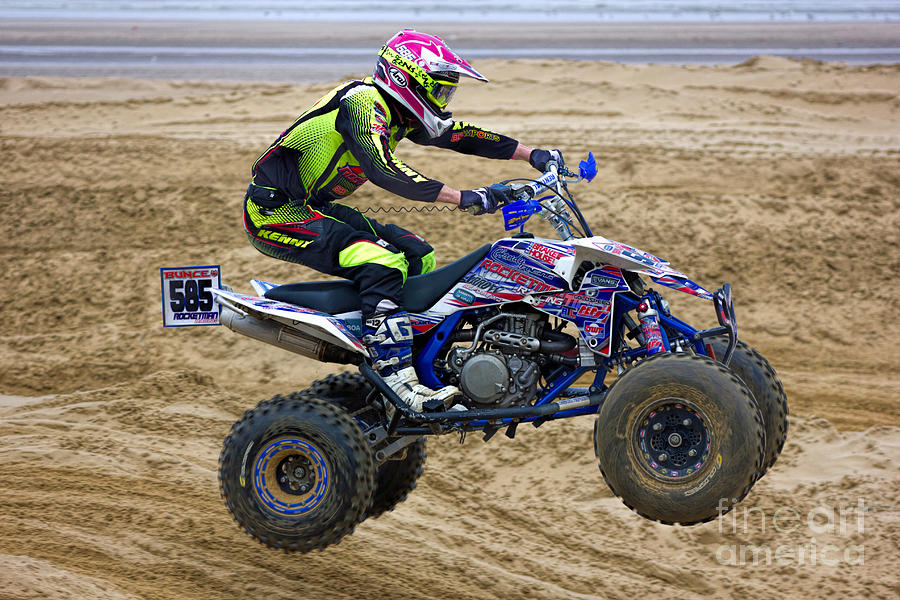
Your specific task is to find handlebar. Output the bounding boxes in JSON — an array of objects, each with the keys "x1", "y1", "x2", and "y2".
[
  {"x1": 508, "y1": 161, "x2": 578, "y2": 203},
  {"x1": 494, "y1": 152, "x2": 596, "y2": 240}
]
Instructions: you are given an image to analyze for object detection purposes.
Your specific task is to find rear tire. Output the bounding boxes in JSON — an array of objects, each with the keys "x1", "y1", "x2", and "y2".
[
  {"x1": 219, "y1": 394, "x2": 375, "y2": 552},
  {"x1": 307, "y1": 371, "x2": 427, "y2": 519},
  {"x1": 594, "y1": 353, "x2": 765, "y2": 525},
  {"x1": 707, "y1": 336, "x2": 788, "y2": 476}
]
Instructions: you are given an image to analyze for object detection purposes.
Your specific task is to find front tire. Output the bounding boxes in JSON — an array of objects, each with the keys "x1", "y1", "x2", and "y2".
[
  {"x1": 594, "y1": 353, "x2": 765, "y2": 525},
  {"x1": 707, "y1": 336, "x2": 788, "y2": 475},
  {"x1": 219, "y1": 394, "x2": 375, "y2": 552}
]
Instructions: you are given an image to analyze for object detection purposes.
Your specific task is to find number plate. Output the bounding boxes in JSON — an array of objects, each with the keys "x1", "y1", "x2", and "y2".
[{"x1": 160, "y1": 265, "x2": 222, "y2": 327}]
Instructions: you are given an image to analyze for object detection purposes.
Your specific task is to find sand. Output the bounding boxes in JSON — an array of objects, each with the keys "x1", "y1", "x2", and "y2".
[{"x1": 0, "y1": 47, "x2": 899, "y2": 599}]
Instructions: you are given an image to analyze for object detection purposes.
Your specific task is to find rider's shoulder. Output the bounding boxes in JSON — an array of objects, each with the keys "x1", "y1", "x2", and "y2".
[
  {"x1": 338, "y1": 79, "x2": 394, "y2": 129},
  {"x1": 339, "y1": 78, "x2": 383, "y2": 105}
]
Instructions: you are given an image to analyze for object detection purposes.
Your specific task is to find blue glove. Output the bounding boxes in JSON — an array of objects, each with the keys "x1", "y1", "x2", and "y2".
[
  {"x1": 529, "y1": 148, "x2": 566, "y2": 172},
  {"x1": 459, "y1": 184, "x2": 512, "y2": 215}
]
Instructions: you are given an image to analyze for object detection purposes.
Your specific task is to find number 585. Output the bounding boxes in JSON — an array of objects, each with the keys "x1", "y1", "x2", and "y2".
[{"x1": 169, "y1": 279, "x2": 213, "y2": 312}]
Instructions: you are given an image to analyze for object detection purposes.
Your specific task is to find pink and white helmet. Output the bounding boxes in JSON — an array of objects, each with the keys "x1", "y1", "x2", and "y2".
[{"x1": 372, "y1": 29, "x2": 487, "y2": 138}]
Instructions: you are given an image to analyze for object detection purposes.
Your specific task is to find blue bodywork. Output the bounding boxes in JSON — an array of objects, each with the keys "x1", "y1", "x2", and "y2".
[{"x1": 398, "y1": 227, "x2": 734, "y2": 431}]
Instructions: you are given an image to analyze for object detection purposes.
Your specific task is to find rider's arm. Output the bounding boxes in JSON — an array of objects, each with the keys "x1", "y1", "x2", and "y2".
[
  {"x1": 335, "y1": 91, "x2": 445, "y2": 202},
  {"x1": 413, "y1": 127, "x2": 536, "y2": 205},
  {"x1": 408, "y1": 121, "x2": 530, "y2": 160},
  {"x1": 510, "y1": 143, "x2": 535, "y2": 161},
  {"x1": 435, "y1": 186, "x2": 461, "y2": 205}
]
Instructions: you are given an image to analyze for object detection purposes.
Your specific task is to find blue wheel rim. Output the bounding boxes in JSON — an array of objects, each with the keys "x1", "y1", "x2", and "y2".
[
  {"x1": 252, "y1": 437, "x2": 329, "y2": 515},
  {"x1": 636, "y1": 401, "x2": 711, "y2": 480}
]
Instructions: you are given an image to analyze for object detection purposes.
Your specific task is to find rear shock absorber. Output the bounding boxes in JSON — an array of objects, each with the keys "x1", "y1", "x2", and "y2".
[{"x1": 637, "y1": 298, "x2": 666, "y2": 356}]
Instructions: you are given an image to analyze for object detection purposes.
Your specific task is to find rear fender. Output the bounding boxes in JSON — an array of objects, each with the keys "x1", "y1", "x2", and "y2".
[{"x1": 211, "y1": 288, "x2": 366, "y2": 355}]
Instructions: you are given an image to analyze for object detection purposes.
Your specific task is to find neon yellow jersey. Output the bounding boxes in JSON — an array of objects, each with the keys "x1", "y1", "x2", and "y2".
[{"x1": 251, "y1": 77, "x2": 518, "y2": 206}]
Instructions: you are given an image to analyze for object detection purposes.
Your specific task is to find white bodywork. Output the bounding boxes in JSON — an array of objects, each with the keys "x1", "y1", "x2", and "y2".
[
  {"x1": 568, "y1": 236, "x2": 713, "y2": 298},
  {"x1": 211, "y1": 288, "x2": 366, "y2": 355}
]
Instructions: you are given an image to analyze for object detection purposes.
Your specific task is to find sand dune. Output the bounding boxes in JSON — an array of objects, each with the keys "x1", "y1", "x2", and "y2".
[{"x1": 1, "y1": 55, "x2": 898, "y2": 598}]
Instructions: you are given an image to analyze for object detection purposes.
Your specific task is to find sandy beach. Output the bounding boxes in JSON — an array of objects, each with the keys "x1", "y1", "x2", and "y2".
[{"x1": 0, "y1": 18, "x2": 899, "y2": 600}]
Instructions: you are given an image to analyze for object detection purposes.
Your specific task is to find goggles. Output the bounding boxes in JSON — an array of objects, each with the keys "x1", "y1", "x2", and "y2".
[
  {"x1": 427, "y1": 78, "x2": 458, "y2": 110},
  {"x1": 378, "y1": 46, "x2": 460, "y2": 111}
]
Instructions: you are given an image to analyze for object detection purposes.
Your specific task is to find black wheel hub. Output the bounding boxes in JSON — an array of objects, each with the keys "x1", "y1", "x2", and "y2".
[
  {"x1": 636, "y1": 400, "x2": 711, "y2": 479},
  {"x1": 276, "y1": 454, "x2": 317, "y2": 495}
]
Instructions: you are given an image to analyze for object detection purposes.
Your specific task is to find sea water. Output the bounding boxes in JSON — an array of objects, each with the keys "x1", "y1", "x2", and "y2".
[
  {"x1": 1, "y1": 0, "x2": 898, "y2": 22},
  {"x1": 2, "y1": 1, "x2": 898, "y2": 78}
]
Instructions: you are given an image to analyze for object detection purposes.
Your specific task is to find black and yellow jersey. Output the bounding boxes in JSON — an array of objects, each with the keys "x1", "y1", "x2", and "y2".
[{"x1": 250, "y1": 77, "x2": 519, "y2": 206}]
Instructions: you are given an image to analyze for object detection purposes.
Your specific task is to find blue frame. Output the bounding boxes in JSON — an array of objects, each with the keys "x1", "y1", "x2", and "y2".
[
  {"x1": 409, "y1": 283, "x2": 720, "y2": 432},
  {"x1": 414, "y1": 311, "x2": 464, "y2": 389}
]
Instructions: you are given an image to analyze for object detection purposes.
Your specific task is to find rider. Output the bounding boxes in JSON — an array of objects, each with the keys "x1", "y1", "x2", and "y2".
[{"x1": 244, "y1": 29, "x2": 564, "y2": 411}]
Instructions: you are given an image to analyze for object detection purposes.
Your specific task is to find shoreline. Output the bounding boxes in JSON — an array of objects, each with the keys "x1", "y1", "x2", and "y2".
[
  {"x1": 2, "y1": 20, "x2": 898, "y2": 82},
  {"x1": 4, "y1": 20, "x2": 899, "y2": 48}
]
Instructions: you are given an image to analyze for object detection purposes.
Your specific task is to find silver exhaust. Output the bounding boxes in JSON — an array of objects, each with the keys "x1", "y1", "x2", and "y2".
[{"x1": 219, "y1": 304, "x2": 360, "y2": 365}]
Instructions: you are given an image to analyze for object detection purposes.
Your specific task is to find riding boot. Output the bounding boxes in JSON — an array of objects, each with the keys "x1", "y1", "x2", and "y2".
[{"x1": 362, "y1": 310, "x2": 459, "y2": 412}]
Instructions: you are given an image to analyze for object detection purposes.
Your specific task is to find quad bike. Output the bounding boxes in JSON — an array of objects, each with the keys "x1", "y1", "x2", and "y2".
[{"x1": 202, "y1": 155, "x2": 787, "y2": 552}]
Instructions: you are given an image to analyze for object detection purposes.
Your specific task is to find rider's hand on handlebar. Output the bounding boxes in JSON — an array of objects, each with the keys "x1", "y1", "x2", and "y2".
[
  {"x1": 529, "y1": 148, "x2": 566, "y2": 173},
  {"x1": 459, "y1": 184, "x2": 512, "y2": 215}
]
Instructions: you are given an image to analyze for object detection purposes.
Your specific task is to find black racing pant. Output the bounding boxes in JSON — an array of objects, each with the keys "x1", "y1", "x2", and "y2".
[{"x1": 243, "y1": 185, "x2": 435, "y2": 316}]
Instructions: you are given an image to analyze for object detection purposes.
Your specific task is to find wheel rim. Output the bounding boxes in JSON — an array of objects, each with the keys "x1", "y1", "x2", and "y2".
[
  {"x1": 635, "y1": 400, "x2": 712, "y2": 481},
  {"x1": 252, "y1": 437, "x2": 329, "y2": 515}
]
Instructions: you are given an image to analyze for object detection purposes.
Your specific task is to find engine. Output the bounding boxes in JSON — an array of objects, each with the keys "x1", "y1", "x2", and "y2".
[{"x1": 446, "y1": 312, "x2": 547, "y2": 409}]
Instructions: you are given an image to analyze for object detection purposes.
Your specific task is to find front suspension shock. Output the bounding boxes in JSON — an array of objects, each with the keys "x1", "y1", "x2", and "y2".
[{"x1": 637, "y1": 297, "x2": 666, "y2": 355}]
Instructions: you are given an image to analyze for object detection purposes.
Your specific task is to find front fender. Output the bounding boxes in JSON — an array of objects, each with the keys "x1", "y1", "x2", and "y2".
[{"x1": 570, "y1": 236, "x2": 712, "y2": 299}]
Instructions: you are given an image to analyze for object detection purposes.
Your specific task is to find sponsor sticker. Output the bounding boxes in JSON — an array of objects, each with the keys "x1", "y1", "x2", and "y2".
[
  {"x1": 589, "y1": 273, "x2": 622, "y2": 288},
  {"x1": 161, "y1": 265, "x2": 221, "y2": 327},
  {"x1": 501, "y1": 201, "x2": 539, "y2": 231},
  {"x1": 453, "y1": 288, "x2": 476, "y2": 305},
  {"x1": 576, "y1": 304, "x2": 610, "y2": 318},
  {"x1": 528, "y1": 243, "x2": 567, "y2": 265},
  {"x1": 463, "y1": 276, "x2": 505, "y2": 295},
  {"x1": 481, "y1": 258, "x2": 557, "y2": 292},
  {"x1": 338, "y1": 164, "x2": 367, "y2": 185},
  {"x1": 450, "y1": 129, "x2": 499, "y2": 143},
  {"x1": 491, "y1": 247, "x2": 525, "y2": 266},
  {"x1": 592, "y1": 240, "x2": 663, "y2": 267},
  {"x1": 584, "y1": 323, "x2": 603, "y2": 337},
  {"x1": 388, "y1": 66, "x2": 408, "y2": 88}
]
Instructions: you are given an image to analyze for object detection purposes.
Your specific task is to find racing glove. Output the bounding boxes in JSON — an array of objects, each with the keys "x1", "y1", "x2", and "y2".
[
  {"x1": 459, "y1": 184, "x2": 512, "y2": 215},
  {"x1": 529, "y1": 148, "x2": 566, "y2": 173}
]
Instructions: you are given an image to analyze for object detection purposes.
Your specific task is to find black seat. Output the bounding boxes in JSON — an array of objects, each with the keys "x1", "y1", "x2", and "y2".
[{"x1": 264, "y1": 243, "x2": 492, "y2": 314}]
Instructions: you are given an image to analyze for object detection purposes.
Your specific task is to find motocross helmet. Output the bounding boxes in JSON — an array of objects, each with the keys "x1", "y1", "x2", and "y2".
[{"x1": 373, "y1": 29, "x2": 487, "y2": 138}]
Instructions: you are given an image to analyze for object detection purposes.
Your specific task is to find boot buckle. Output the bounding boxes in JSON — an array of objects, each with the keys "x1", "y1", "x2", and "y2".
[{"x1": 373, "y1": 356, "x2": 401, "y2": 371}]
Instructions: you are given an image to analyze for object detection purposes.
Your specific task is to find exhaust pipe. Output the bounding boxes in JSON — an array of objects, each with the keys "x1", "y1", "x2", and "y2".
[{"x1": 219, "y1": 304, "x2": 361, "y2": 365}]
